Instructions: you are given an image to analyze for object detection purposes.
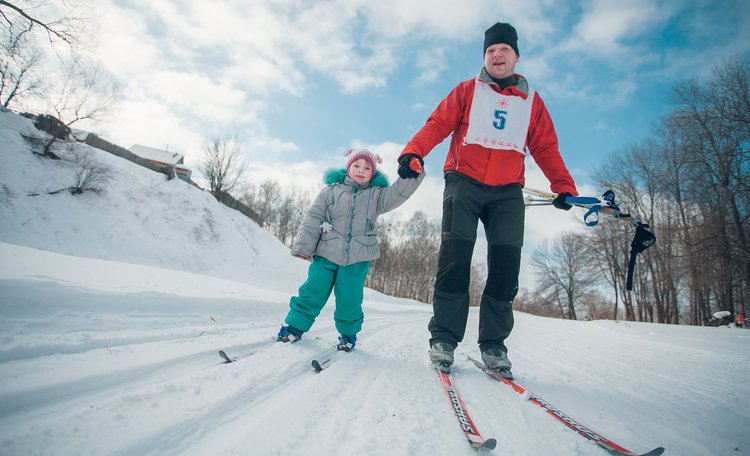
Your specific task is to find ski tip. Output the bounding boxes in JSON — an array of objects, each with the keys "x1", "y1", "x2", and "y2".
[
  {"x1": 311, "y1": 360, "x2": 323, "y2": 372},
  {"x1": 479, "y1": 438, "x2": 497, "y2": 451},
  {"x1": 602, "y1": 445, "x2": 665, "y2": 456},
  {"x1": 218, "y1": 350, "x2": 233, "y2": 363}
]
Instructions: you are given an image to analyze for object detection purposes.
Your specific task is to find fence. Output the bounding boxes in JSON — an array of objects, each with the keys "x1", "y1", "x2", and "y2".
[{"x1": 83, "y1": 133, "x2": 260, "y2": 223}]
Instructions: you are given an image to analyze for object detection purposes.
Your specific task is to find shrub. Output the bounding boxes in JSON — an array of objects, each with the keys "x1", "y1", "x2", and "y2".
[{"x1": 34, "y1": 114, "x2": 70, "y2": 140}]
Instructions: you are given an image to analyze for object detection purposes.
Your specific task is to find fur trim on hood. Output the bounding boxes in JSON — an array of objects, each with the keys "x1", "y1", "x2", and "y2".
[{"x1": 323, "y1": 168, "x2": 389, "y2": 187}]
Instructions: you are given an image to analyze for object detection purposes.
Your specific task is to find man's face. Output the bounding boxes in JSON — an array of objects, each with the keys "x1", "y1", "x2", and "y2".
[{"x1": 484, "y1": 43, "x2": 519, "y2": 79}]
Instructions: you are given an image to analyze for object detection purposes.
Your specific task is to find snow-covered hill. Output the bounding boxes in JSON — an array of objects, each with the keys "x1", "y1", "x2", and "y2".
[
  {"x1": 0, "y1": 110, "x2": 307, "y2": 290},
  {"x1": 1, "y1": 110, "x2": 749, "y2": 455}
]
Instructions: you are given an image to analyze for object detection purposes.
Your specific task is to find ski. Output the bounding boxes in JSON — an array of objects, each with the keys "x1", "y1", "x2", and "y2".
[
  {"x1": 435, "y1": 366, "x2": 497, "y2": 451},
  {"x1": 218, "y1": 349, "x2": 256, "y2": 363},
  {"x1": 467, "y1": 355, "x2": 664, "y2": 456},
  {"x1": 220, "y1": 333, "x2": 317, "y2": 364},
  {"x1": 311, "y1": 347, "x2": 348, "y2": 372}
]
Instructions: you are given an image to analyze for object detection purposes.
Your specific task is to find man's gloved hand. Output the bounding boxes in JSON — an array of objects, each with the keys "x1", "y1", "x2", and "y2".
[
  {"x1": 397, "y1": 153, "x2": 424, "y2": 179},
  {"x1": 552, "y1": 192, "x2": 573, "y2": 211}
]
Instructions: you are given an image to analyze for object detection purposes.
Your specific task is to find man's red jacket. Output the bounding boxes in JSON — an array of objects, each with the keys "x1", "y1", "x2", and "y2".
[{"x1": 401, "y1": 70, "x2": 578, "y2": 196}]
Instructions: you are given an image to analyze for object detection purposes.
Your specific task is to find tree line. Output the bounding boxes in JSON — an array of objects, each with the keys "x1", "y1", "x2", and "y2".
[{"x1": 523, "y1": 57, "x2": 749, "y2": 325}]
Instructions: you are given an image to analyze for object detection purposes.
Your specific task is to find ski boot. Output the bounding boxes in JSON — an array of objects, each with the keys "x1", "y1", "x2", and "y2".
[
  {"x1": 337, "y1": 334, "x2": 357, "y2": 352},
  {"x1": 277, "y1": 324, "x2": 304, "y2": 343},
  {"x1": 481, "y1": 347, "x2": 513, "y2": 379},
  {"x1": 430, "y1": 342, "x2": 455, "y2": 374}
]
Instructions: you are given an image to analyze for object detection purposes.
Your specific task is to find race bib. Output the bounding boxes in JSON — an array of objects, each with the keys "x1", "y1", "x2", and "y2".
[{"x1": 464, "y1": 78, "x2": 534, "y2": 154}]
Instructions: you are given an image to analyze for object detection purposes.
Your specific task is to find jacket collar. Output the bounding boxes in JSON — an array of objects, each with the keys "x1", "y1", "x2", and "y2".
[{"x1": 479, "y1": 67, "x2": 530, "y2": 98}]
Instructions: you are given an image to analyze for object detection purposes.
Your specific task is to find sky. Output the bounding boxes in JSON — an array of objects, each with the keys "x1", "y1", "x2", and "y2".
[
  {"x1": 74, "y1": 0, "x2": 750, "y2": 197},
  {"x1": 10, "y1": 0, "x2": 750, "y2": 283},
  {"x1": 2, "y1": 109, "x2": 749, "y2": 455}
]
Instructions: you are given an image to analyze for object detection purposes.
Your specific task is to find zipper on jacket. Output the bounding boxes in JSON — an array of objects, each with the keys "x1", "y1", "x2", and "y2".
[
  {"x1": 345, "y1": 185, "x2": 358, "y2": 265},
  {"x1": 454, "y1": 138, "x2": 467, "y2": 169}
]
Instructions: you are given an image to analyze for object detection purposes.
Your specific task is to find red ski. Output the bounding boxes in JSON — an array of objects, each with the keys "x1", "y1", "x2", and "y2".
[
  {"x1": 435, "y1": 366, "x2": 497, "y2": 451},
  {"x1": 468, "y1": 355, "x2": 664, "y2": 456}
]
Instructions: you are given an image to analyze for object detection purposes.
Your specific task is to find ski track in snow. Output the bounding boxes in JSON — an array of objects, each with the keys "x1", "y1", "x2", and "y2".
[{"x1": 1, "y1": 268, "x2": 749, "y2": 456}]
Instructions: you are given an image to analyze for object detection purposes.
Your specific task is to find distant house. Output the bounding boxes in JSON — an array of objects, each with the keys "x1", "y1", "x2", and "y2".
[{"x1": 128, "y1": 144, "x2": 193, "y2": 182}]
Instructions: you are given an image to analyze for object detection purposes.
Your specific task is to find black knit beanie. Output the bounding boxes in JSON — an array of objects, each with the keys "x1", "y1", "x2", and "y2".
[{"x1": 484, "y1": 22, "x2": 519, "y2": 56}]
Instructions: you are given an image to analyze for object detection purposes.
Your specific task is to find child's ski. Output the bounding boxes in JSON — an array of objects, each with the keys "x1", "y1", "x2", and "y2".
[
  {"x1": 218, "y1": 349, "x2": 256, "y2": 363},
  {"x1": 311, "y1": 348, "x2": 348, "y2": 372}
]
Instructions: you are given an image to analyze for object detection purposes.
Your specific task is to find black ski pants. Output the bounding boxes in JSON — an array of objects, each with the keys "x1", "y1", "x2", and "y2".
[{"x1": 428, "y1": 172, "x2": 524, "y2": 353}]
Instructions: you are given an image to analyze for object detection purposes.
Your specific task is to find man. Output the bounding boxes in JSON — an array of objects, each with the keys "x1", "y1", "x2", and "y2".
[{"x1": 398, "y1": 22, "x2": 578, "y2": 377}]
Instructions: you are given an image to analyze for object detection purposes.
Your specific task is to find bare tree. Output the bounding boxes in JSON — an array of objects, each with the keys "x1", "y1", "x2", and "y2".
[
  {"x1": 582, "y1": 217, "x2": 631, "y2": 320},
  {"x1": 392, "y1": 212, "x2": 440, "y2": 302},
  {"x1": 199, "y1": 135, "x2": 247, "y2": 198},
  {"x1": 1, "y1": 26, "x2": 43, "y2": 107},
  {"x1": 62, "y1": 146, "x2": 110, "y2": 194},
  {"x1": 241, "y1": 179, "x2": 281, "y2": 228},
  {"x1": 664, "y1": 57, "x2": 750, "y2": 321},
  {"x1": 579, "y1": 56, "x2": 750, "y2": 325},
  {"x1": 2, "y1": 1, "x2": 101, "y2": 110},
  {"x1": 592, "y1": 143, "x2": 670, "y2": 323},
  {"x1": 580, "y1": 290, "x2": 616, "y2": 320},
  {"x1": 27, "y1": 145, "x2": 111, "y2": 195},
  {"x1": 266, "y1": 189, "x2": 310, "y2": 246},
  {"x1": 531, "y1": 232, "x2": 599, "y2": 320},
  {"x1": 40, "y1": 57, "x2": 119, "y2": 156},
  {"x1": 0, "y1": 1, "x2": 86, "y2": 50},
  {"x1": 367, "y1": 212, "x2": 441, "y2": 304}
]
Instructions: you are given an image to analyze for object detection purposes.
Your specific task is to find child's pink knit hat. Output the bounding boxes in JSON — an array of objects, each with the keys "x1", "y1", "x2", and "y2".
[{"x1": 345, "y1": 148, "x2": 382, "y2": 174}]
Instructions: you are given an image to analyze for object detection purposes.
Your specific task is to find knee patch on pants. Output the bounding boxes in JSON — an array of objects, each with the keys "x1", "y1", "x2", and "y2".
[
  {"x1": 485, "y1": 244, "x2": 521, "y2": 301},
  {"x1": 435, "y1": 238, "x2": 474, "y2": 294}
]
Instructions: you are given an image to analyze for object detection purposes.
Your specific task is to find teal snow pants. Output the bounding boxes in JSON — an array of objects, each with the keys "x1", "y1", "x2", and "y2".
[{"x1": 284, "y1": 256, "x2": 370, "y2": 336}]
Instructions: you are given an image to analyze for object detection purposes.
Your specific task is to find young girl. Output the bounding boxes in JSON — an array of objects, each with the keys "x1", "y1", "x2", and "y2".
[{"x1": 277, "y1": 148, "x2": 425, "y2": 351}]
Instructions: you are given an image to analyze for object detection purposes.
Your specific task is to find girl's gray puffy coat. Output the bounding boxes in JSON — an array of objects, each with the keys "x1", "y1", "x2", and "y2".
[{"x1": 291, "y1": 168, "x2": 425, "y2": 266}]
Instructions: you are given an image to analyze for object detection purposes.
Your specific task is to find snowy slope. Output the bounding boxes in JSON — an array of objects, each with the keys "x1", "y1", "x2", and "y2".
[
  {"x1": 0, "y1": 110, "x2": 307, "y2": 290},
  {"x1": 1, "y1": 110, "x2": 749, "y2": 455}
]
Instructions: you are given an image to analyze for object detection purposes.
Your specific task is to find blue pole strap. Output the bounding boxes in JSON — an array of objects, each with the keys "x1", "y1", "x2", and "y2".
[
  {"x1": 565, "y1": 196, "x2": 601, "y2": 205},
  {"x1": 583, "y1": 206, "x2": 601, "y2": 226},
  {"x1": 564, "y1": 196, "x2": 606, "y2": 226}
]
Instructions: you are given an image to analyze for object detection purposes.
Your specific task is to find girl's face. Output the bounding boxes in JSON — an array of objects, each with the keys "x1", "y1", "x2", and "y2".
[{"x1": 348, "y1": 158, "x2": 373, "y2": 184}]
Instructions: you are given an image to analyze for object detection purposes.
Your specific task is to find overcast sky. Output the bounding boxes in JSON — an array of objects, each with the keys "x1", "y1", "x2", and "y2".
[{"x1": 61, "y1": 0, "x2": 750, "y2": 286}]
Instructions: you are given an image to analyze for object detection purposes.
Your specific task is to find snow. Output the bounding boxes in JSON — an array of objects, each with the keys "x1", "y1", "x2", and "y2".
[
  {"x1": 1, "y1": 110, "x2": 749, "y2": 455},
  {"x1": 128, "y1": 144, "x2": 184, "y2": 166}
]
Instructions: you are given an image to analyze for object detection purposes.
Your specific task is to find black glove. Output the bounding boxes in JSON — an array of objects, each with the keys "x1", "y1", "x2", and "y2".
[
  {"x1": 552, "y1": 192, "x2": 573, "y2": 210},
  {"x1": 397, "y1": 153, "x2": 424, "y2": 179}
]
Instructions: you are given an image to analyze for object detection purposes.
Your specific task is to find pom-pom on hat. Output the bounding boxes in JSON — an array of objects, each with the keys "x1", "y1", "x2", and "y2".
[
  {"x1": 484, "y1": 22, "x2": 519, "y2": 56},
  {"x1": 345, "y1": 148, "x2": 382, "y2": 174}
]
